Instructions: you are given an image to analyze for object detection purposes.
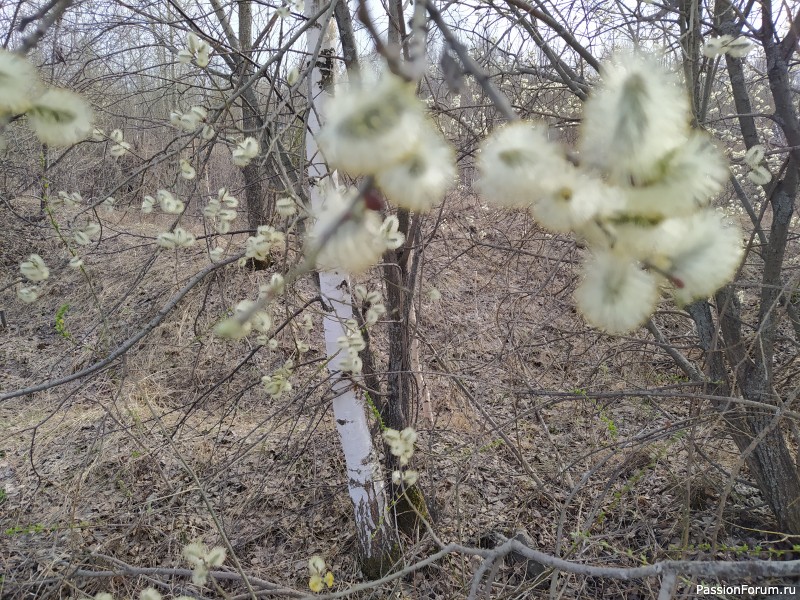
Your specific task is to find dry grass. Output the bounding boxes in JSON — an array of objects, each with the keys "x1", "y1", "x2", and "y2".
[{"x1": 0, "y1": 191, "x2": 792, "y2": 600}]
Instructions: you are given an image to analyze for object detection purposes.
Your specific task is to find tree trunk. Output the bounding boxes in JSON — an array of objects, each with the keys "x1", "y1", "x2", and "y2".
[
  {"x1": 678, "y1": 0, "x2": 702, "y2": 120},
  {"x1": 306, "y1": 0, "x2": 396, "y2": 575},
  {"x1": 318, "y1": 271, "x2": 397, "y2": 573},
  {"x1": 678, "y1": 0, "x2": 800, "y2": 535},
  {"x1": 238, "y1": 1, "x2": 269, "y2": 230},
  {"x1": 381, "y1": 212, "x2": 433, "y2": 536},
  {"x1": 376, "y1": 0, "x2": 435, "y2": 535}
]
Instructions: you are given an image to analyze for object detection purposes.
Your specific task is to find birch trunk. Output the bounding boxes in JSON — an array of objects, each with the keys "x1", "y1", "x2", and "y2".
[{"x1": 305, "y1": 0, "x2": 396, "y2": 574}]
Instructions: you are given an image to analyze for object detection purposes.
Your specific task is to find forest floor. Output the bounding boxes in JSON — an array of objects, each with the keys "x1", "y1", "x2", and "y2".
[{"x1": 1, "y1": 192, "x2": 795, "y2": 599}]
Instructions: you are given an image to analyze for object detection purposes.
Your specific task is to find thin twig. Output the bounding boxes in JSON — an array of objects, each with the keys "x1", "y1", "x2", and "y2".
[
  {"x1": 0, "y1": 253, "x2": 243, "y2": 401},
  {"x1": 8, "y1": 560, "x2": 300, "y2": 597},
  {"x1": 426, "y1": 2, "x2": 518, "y2": 121},
  {"x1": 16, "y1": 0, "x2": 74, "y2": 54}
]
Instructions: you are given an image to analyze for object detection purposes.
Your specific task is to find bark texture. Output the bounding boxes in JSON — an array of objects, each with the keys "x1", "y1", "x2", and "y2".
[
  {"x1": 306, "y1": 0, "x2": 396, "y2": 572},
  {"x1": 678, "y1": 0, "x2": 800, "y2": 534}
]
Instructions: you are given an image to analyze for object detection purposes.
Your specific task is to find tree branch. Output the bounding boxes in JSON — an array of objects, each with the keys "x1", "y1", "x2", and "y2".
[
  {"x1": 503, "y1": 0, "x2": 601, "y2": 72},
  {"x1": 0, "y1": 254, "x2": 243, "y2": 402},
  {"x1": 426, "y1": 2, "x2": 518, "y2": 121}
]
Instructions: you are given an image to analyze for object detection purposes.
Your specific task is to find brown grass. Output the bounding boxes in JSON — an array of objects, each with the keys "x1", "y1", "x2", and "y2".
[{"x1": 0, "y1": 191, "x2": 790, "y2": 600}]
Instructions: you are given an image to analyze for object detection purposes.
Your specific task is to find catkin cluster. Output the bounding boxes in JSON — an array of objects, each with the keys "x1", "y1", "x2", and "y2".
[
  {"x1": 477, "y1": 52, "x2": 743, "y2": 333},
  {"x1": 308, "y1": 74, "x2": 457, "y2": 273},
  {"x1": 0, "y1": 49, "x2": 93, "y2": 147}
]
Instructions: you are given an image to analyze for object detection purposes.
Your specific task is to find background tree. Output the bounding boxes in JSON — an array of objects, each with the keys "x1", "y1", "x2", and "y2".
[{"x1": 2, "y1": 1, "x2": 799, "y2": 599}]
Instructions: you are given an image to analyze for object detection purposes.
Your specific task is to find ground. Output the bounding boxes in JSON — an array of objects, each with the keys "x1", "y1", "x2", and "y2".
[{"x1": 0, "y1": 192, "x2": 795, "y2": 599}]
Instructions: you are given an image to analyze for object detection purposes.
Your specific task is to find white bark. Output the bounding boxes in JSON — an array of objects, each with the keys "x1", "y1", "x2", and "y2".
[{"x1": 305, "y1": 0, "x2": 391, "y2": 562}]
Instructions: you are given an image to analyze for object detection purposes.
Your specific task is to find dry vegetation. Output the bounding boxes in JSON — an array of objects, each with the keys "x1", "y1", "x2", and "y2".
[
  {"x1": 2, "y1": 188, "x2": 795, "y2": 598},
  {"x1": 2, "y1": 0, "x2": 800, "y2": 598}
]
